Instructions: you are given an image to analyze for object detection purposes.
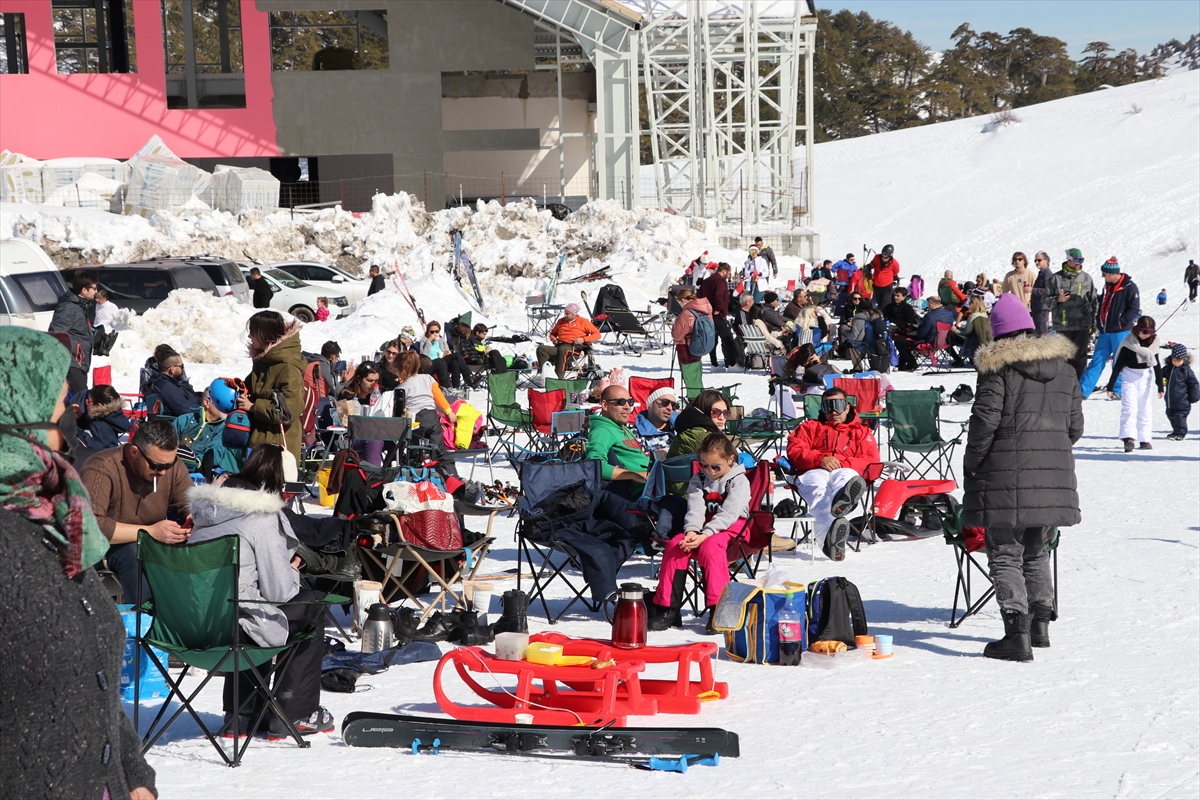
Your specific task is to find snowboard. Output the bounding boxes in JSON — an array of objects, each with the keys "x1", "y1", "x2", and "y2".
[{"x1": 341, "y1": 712, "x2": 740, "y2": 760}]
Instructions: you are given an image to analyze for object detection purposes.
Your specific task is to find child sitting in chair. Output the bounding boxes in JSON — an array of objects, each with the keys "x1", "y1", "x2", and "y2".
[{"x1": 649, "y1": 432, "x2": 750, "y2": 635}]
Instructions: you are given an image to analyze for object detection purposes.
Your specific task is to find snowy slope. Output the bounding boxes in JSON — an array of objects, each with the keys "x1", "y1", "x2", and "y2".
[{"x1": 817, "y1": 71, "x2": 1200, "y2": 312}]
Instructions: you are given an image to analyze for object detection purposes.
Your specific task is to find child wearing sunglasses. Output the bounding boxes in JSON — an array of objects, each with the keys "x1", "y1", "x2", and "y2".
[{"x1": 649, "y1": 433, "x2": 750, "y2": 635}]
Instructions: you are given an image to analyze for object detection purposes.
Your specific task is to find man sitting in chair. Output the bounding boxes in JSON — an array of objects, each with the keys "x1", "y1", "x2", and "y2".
[
  {"x1": 633, "y1": 387, "x2": 678, "y2": 453},
  {"x1": 534, "y1": 303, "x2": 600, "y2": 379},
  {"x1": 785, "y1": 387, "x2": 877, "y2": 562},
  {"x1": 585, "y1": 384, "x2": 651, "y2": 499}
]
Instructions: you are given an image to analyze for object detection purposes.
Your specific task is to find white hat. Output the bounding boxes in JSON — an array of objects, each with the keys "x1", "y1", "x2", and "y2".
[{"x1": 646, "y1": 387, "x2": 678, "y2": 407}]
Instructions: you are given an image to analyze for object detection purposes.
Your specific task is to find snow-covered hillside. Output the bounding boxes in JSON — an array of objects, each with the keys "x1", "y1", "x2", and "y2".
[{"x1": 817, "y1": 70, "x2": 1200, "y2": 311}]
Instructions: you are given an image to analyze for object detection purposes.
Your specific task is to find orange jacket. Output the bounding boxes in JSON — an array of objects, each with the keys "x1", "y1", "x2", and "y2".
[
  {"x1": 550, "y1": 315, "x2": 601, "y2": 344},
  {"x1": 786, "y1": 410, "x2": 880, "y2": 475}
]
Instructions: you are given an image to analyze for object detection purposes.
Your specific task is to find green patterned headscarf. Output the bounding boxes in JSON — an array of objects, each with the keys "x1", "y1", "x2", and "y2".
[{"x1": 0, "y1": 327, "x2": 107, "y2": 577}]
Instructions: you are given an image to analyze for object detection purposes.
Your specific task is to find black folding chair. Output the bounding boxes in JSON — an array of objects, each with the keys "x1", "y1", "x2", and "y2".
[{"x1": 515, "y1": 459, "x2": 615, "y2": 624}]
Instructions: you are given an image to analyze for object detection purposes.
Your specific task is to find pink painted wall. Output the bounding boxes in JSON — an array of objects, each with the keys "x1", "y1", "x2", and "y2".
[{"x1": 0, "y1": 0, "x2": 279, "y2": 159}]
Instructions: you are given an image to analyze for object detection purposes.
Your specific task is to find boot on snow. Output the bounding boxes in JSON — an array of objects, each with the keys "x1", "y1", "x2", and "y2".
[
  {"x1": 492, "y1": 589, "x2": 528, "y2": 634},
  {"x1": 983, "y1": 609, "x2": 1033, "y2": 662},
  {"x1": 1123, "y1": 438, "x2": 1135, "y2": 453},
  {"x1": 1029, "y1": 603, "x2": 1054, "y2": 648},
  {"x1": 647, "y1": 571, "x2": 686, "y2": 631}
]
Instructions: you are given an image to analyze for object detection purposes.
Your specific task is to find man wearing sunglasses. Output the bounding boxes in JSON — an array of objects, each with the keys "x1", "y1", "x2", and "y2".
[
  {"x1": 633, "y1": 387, "x2": 679, "y2": 452},
  {"x1": 785, "y1": 387, "x2": 879, "y2": 561},
  {"x1": 1030, "y1": 252, "x2": 1054, "y2": 336},
  {"x1": 1044, "y1": 247, "x2": 1098, "y2": 379},
  {"x1": 585, "y1": 385, "x2": 651, "y2": 499},
  {"x1": 80, "y1": 419, "x2": 192, "y2": 603}
]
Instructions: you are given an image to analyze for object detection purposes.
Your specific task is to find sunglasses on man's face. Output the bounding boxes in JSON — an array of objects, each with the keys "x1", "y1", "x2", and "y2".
[
  {"x1": 606, "y1": 397, "x2": 635, "y2": 407},
  {"x1": 137, "y1": 447, "x2": 177, "y2": 473},
  {"x1": 656, "y1": 399, "x2": 678, "y2": 409},
  {"x1": 821, "y1": 398, "x2": 849, "y2": 415}
]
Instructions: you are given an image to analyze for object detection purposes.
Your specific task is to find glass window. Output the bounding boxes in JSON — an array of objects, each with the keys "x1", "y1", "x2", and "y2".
[
  {"x1": 269, "y1": 10, "x2": 389, "y2": 72},
  {"x1": 305, "y1": 266, "x2": 340, "y2": 281},
  {"x1": 267, "y1": 269, "x2": 308, "y2": 289},
  {"x1": 161, "y1": 0, "x2": 244, "y2": 108},
  {"x1": 97, "y1": 269, "x2": 149, "y2": 301},
  {"x1": 171, "y1": 265, "x2": 218, "y2": 294},
  {"x1": 1, "y1": 13, "x2": 30, "y2": 74},
  {"x1": 219, "y1": 261, "x2": 247, "y2": 285},
  {"x1": 11, "y1": 272, "x2": 69, "y2": 312},
  {"x1": 52, "y1": 0, "x2": 136, "y2": 74}
]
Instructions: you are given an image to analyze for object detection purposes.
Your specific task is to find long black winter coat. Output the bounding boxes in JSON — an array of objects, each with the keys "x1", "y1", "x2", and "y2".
[
  {"x1": 963, "y1": 334, "x2": 1083, "y2": 529},
  {"x1": 0, "y1": 511, "x2": 158, "y2": 798},
  {"x1": 1163, "y1": 355, "x2": 1199, "y2": 413}
]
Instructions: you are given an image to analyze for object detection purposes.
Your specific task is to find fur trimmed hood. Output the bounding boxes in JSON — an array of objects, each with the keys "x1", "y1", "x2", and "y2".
[
  {"x1": 248, "y1": 320, "x2": 303, "y2": 361},
  {"x1": 974, "y1": 334, "x2": 1076, "y2": 376},
  {"x1": 188, "y1": 482, "x2": 284, "y2": 521},
  {"x1": 87, "y1": 397, "x2": 125, "y2": 419}
]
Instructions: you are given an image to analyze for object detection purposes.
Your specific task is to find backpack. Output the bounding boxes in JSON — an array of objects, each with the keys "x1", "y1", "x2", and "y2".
[
  {"x1": 223, "y1": 410, "x2": 252, "y2": 451},
  {"x1": 688, "y1": 309, "x2": 716, "y2": 357},
  {"x1": 806, "y1": 577, "x2": 868, "y2": 648}
]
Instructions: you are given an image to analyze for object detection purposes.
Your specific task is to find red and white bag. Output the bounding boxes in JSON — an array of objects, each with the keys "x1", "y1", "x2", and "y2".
[{"x1": 381, "y1": 480, "x2": 462, "y2": 551}]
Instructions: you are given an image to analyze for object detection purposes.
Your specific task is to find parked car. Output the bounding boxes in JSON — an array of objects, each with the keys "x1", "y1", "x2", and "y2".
[
  {"x1": 0, "y1": 238, "x2": 70, "y2": 331},
  {"x1": 238, "y1": 266, "x2": 348, "y2": 323},
  {"x1": 60, "y1": 261, "x2": 219, "y2": 315},
  {"x1": 194, "y1": 258, "x2": 251, "y2": 303},
  {"x1": 270, "y1": 261, "x2": 372, "y2": 304}
]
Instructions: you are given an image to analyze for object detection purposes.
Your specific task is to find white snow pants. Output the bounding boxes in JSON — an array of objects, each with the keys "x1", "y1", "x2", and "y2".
[
  {"x1": 1118, "y1": 366, "x2": 1155, "y2": 443},
  {"x1": 796, "y1": 467, "x2": 860, "y2": 547}
]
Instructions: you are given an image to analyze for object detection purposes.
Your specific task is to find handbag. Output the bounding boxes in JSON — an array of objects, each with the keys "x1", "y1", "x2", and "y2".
[{"x1": 713, "y1": 581, "x2": 807, "y2": 665}]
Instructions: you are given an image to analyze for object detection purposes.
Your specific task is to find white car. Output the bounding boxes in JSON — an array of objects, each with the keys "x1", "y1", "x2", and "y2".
[
  {"x1": 239, "y1": 266, "x2": 348, "y2": 323},
  {"x1": 269, "y1": 261, "x2": 372, "y2": 305},
  {"x1": 0, "y1": 238, "x2": 70, "y2": 331}
]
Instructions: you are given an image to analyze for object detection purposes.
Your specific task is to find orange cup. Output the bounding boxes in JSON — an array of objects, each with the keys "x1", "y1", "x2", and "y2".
[{"x1": 855, "y1": 635, "x2": 875, "y2": 652}]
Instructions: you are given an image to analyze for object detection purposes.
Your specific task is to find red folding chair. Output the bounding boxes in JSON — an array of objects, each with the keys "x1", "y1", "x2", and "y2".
[
  {"x1": 916, "y1": 322, "x2": 955, "y2": 371},
  {"x1": 527, "y1": 388, "x2": 566, "y2": 437},
  {"x1": 628, "y1": 376, "x2": 675, "y2": 415}
]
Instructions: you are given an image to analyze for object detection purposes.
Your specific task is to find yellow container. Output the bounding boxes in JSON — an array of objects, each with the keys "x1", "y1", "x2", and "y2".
[{"x1": 317, "y1": 466, "x2": 337, "y2": 507}]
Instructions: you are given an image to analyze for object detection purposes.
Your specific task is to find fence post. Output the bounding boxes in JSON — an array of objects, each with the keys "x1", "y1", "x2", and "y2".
[
  {"x1": 423, "y1": 170, "x2": 428, "y2": 209},
  {"x1": 339, "y1": 179, "x2": 344, "y2": 208},
  {"x1": 500, "y1": 172, "x2": 505, "y2": 207}
]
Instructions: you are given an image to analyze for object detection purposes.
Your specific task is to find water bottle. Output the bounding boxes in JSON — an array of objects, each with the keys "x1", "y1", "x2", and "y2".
[{"x1": 777, "y1": 592, "x2": 802, "y2": 666}]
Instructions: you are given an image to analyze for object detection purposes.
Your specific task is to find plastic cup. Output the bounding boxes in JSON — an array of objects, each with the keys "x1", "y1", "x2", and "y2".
[
  {"x1": 855, "y1": 635, "x2": 875, "y2": 652},
  {"x1": 467, "y1": 581, "x2": 494, "y2": 626},
  {"x1": 874, "y1": 634, "x2": 893, "y2": 656},
  {"x1": 514, "y1": 713, "x2": 534, "y2": 725}
]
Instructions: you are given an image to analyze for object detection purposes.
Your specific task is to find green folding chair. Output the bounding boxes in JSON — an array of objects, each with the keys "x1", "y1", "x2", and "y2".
[
  {"x1": 134, "y1": 532, "x2": 326, "y2": 767},
  {"x1": 883, "y1": 389, "x2": 967, "y2": 480},
  {"x1": 486, "y1": 371, "x2": 533, "y2": 459},
  {"x1": 544, "y1": 377, "x2": 590, "y2": 401}
]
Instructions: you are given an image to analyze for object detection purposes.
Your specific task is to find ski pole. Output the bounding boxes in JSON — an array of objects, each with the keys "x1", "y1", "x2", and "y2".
[{"x1": 1158, "y1": 298, "x2": 1188, "y2": 330}]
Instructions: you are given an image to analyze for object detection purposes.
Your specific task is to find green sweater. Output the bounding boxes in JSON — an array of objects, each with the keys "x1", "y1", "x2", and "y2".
[{"x1": 585, "y1": 414, "x2": 651, "y2": 482}]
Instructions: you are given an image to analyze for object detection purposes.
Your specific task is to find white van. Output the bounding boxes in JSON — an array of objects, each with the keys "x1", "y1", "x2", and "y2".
[{"x1": 0, "y1": 239, "x2": 69, "y2": 331}]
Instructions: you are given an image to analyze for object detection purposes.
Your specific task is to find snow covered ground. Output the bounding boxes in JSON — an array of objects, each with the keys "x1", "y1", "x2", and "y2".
[{"x1": 5, "y1": 70, "x2": 1198, "y2": 796}]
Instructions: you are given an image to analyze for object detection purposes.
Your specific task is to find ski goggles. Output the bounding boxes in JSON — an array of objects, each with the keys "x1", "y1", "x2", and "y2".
[{"x1": 820, "y1": 397, "x2": 849, "y2": 415}]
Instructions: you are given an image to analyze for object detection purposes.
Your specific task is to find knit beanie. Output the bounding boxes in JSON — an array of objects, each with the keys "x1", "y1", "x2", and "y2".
[
  {"x1": 990, "y1": 292, "x2": 1035, "y2": 338},
  {"x1": 646, "y1": 387, "x2": 677, "y2": 407},
  {"x1": 1171, "y1": 342, "x2": 1189, "y2": 361},
  {"x1": 1101, "y1": 257, "x2": 1121, "y2": 274}
]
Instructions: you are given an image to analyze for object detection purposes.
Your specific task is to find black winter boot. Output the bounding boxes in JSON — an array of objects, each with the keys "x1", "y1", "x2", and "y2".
[
  {"x1": 704, "y1": 606, "x2": 718, "y2": 636},
  {"x1": 493, "y1": 590, "x2": 528, "y2": 634},
  {"x1": 1029, "y1": 603, "x2": 1053, "y2": 648},
  {"x1": 983, "y1": 609, "x2": 1033, "y2": 662},
  {"x1": 647, "y1": 572, "x2": 686, "y2": 631}
]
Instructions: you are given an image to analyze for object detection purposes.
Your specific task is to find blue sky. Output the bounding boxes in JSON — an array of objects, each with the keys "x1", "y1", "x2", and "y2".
[{"x1": 824, "y1": 0, "x2": 1200, "y2": 56}]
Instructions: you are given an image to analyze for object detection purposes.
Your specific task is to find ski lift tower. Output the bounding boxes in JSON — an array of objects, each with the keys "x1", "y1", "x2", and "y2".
[{"x1": 639, "y1": 0, "x2": 818, "y2": 257}]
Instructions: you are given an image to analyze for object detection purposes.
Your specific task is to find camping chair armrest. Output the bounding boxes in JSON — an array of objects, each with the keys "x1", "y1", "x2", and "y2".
[{"x1": 230, "y1": 597, "x2": 344, "y2": 606}]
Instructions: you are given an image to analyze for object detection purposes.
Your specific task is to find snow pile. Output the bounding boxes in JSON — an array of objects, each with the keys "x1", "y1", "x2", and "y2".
[{"x1": 105, "y1": 289, "x2": 256, "y2": 387}]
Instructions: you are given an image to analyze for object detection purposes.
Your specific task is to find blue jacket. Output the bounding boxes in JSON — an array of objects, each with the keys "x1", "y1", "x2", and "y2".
[
  {"x1": 915, "y1": 306, "x2": 957, "y2": 344},
  {"x1": 633, "y1": 409, "x2": 677, "y2": 452},
  {"x1": 1096, "y1": 274, "x2": 1140, "y2": 334},
  {"x1": 78, "y1": 404, "x2": 131, "y2": 452},
  {"x1": 173, "y1": 410, "x2": 245, "y2": 474},
  {"x1": 148, "y1": 371, "x2": 202, "y2": 417},
  {"x1": 1163, "y1": 357, "x2": 1199, "y2": 413}
]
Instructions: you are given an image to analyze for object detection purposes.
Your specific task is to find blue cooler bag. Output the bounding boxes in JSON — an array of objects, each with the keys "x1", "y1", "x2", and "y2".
[
  {"x1": 118, "y1": 606, "x2": 168, "y2": 702},
  {"x1": 713, "y1": 581, "x2": 807, "y2": 664}
]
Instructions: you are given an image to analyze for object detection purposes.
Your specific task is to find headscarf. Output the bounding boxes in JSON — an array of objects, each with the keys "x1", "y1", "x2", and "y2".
[{"x1": 0, "y1": 328, "x2": 107, "y2": 578}]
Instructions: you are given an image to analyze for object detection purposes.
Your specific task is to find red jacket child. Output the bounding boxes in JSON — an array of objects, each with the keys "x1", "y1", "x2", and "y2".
[{"x1": 786, "y1": 407, "x2": 880, "y2": 475}]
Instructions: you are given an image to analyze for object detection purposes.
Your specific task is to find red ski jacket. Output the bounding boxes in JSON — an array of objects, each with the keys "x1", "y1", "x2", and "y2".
[
  {"x1": 867, "y1": 254, "x2": 900, "y2": 288},
  {"x1": 786, "y1": 410, "x2": 880, "y2": 475}
]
